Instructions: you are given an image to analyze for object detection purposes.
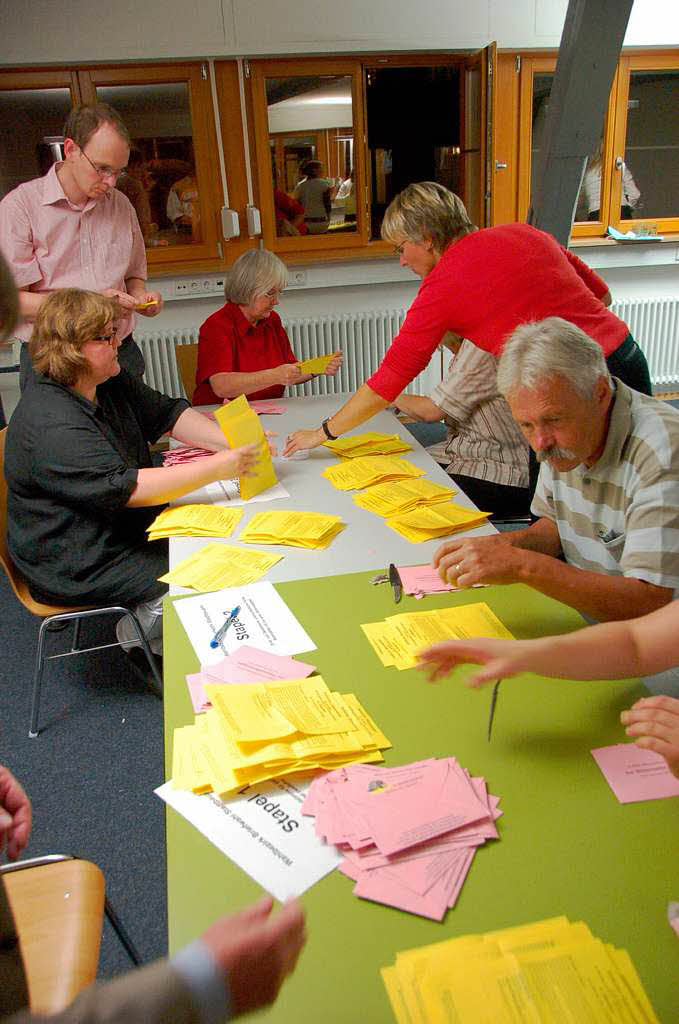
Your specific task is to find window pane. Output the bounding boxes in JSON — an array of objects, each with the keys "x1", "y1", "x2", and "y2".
[
  {"x1": 0, "y1": 87, "x2": 72, "y2": 200},
  {"x1": 266, "y1": 76, "x2": 356, "y2": 237},
  {"x1": 624, "y1": 70, "x2": 679, "y2": 220},
  {"x1": 530, "y1": 73, "x2": 553, "y2": 210},
  {"x1": 96, "y1": 82, "x2": 201, "y2": 248},
  {"x1": 366, "y1": 66, "x2": 460, "y2": 238}
]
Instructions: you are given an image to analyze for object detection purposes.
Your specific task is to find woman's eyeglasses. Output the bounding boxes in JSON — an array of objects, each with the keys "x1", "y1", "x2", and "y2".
[
  {"x1": 393, "y1": 241, "x2": 407, "y2": 256},
  {"x1": 92, "y1": 333, "x2": 117, "y2": 346}
]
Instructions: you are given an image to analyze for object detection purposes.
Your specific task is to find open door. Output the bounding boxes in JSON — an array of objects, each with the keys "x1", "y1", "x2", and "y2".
[{"x1": 460, "y1": 42, "x2": 496, "y2": 227}]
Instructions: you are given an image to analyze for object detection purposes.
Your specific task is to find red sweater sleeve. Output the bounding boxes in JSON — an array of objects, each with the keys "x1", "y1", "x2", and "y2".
[
  {"x1": 366, "y1": 276, "x2": 453, "y2": 402},
  {"x1": 272, "y1": 314, "x2": 298, "y2": 364},
  {"x1": 193, "y1": 309, "x2": 237, "y2": 404},
  {"x1": 562, "y1": 247, "x2": 609, "y2": 301}
]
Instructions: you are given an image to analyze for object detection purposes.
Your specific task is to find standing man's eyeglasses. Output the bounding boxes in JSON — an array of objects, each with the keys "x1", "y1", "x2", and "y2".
[{"x1": 79, "y1": 147, "x2": 127, "y2": 181}]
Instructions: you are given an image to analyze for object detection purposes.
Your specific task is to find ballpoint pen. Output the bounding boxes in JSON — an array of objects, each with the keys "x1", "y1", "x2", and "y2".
[
  {"x1": 487, "y1": 679, "x2": 502, "y2": 742},
  {"x1": 209, "y1": 604, "x2": 241, "y2": 649}
]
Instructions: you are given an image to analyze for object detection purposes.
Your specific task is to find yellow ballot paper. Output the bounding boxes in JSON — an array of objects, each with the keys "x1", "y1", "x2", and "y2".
[
  {"x1": 171, "y1": 676, "x2": 391, "y2": 795},
  {"x1": 362, "y1": 602, "x2": 515, "y2": 670},
  {"x1": 147, "y1": 504, "x2": 243, "y2": 540},
  {"x1": 355, "y1": 477, "x2": 456, "y2": 517},
  {"x1": 298, "y1": 353, "x2": 335, "y2": 375},
  {"x1": 158, "y1": 543, "x2": 282, "y2": 590},
  {"x1": 382, "y1": 917, "x2": 660, "y2": 1024},
  {"x1": 387, "y1": 501, "x2": 491, "y2": 542},
  {"x1": 215, "y1": 394, "x2": 277, "y2": 500},
  {"x1": 240, "y1": 510, "x2": 345, "y2": 549},
  {"x1": 323, "y1": 455, "x2": 425, "y2": 491},
  {"x1": 323, "y1": 432, "x2": 414, "y2": 458}
]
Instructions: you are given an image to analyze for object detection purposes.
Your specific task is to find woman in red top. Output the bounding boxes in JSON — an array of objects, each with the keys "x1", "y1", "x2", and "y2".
[
  {"x1": 284, "y1": 182, "x2": 650, "y2": 454},
  {"x1": 193, "y1": 250, "x2": 341, "y2": 406}
]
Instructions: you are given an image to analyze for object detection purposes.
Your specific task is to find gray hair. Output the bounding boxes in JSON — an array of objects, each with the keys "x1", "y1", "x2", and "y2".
[
  {"x1": 496, "y1": 318, "x2": 611, "y2": 400},
  {"x1": 225, "y1": 250, "x2": 288, "y2": 305},
  {"x1": 381, "y1": 182, "x2": 476, "y2": 254}
]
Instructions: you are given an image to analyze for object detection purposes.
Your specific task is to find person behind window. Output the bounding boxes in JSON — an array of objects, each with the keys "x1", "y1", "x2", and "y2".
[
  {"x1": 166, "y1": 172, "x2": 200, "y2": 238},
  {"x1": 581, "y1": 139, "x2": 641, "y2": 221},
  {"x1": 393, "y1": 332, "x2": 530, "y2": 518},
  {"x1": 293, "y1": 160, "x2": 334, "y2": 234},
  {"x1": 193, "y1": 250, "x2": 341, "y2": 406},
  {"x1": 335, "y1": 169, "x2": 356, "y2": 224},
  {"x1": 5, "y1": 288, "x2": 259, "y2": 665},
  {"x1": 274, "y1": 188, "x2": 307, "y2": 236}
]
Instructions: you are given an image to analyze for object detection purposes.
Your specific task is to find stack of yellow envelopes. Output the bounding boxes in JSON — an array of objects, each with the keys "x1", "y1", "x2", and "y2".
[
  {"x1": 381, "y1": 916, "x2": 660, "y2": 1024},
  {"x1": 354, "y1": 477, "x2": 455, "y2": 517},
  {"x1": 158, "y1": 543, "x2": 282, "y2": 591},
  {"x1": 147, "y1": 505, "x2": 244, "y2": 540},
  {"x1": 240, "y1": 510, "x2": 345, "y2": 549},
  {"x1": 172, "y1": 676, "x2": 392, "y2": 795},
  {"x1": 298, "y1": 353, "x2": 336, "y2": 375},
  {"x1": 362, "y1": 602, "x2": 514, "y2": 670},
  {"x1": 323, "y1": 455, "x2": 425, "y2": 491},
  {"x1": 323, "y1": 433, "x2": 413, "y2": 458},
  {"x1": 215, "y1": 394, "x2": 277, "y2": 500},
  {"x1": 387, "y1": 502, "x2": 490, "y2": 541}
]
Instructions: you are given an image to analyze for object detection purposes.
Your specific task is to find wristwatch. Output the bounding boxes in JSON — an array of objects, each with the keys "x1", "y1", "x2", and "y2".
[{"x1": 321, "y1": 418, "x2": 338, "y2": 441}]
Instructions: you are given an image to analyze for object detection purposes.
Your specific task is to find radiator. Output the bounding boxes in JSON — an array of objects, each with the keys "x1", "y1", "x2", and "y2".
[
  {"x1": 136, "y1": 299, "x2": 679, "y2": 398},
  {"x1": 136, "y1": 309, "x2": 433, "y2": 399},
  {"x1": 610, "y1": 298, "x2": 679, "y2": 389}
]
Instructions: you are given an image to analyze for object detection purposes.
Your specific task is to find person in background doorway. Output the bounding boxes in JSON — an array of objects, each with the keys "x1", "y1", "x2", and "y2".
[{"x1": 294, "y1": 160, "x2": 334, "y2": 234}]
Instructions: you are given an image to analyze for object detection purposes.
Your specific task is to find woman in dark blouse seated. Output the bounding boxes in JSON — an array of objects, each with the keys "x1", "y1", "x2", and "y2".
[
  {"x1": 5, "y1": 289, "x2": 259, "y2": 657},
  {"x1": 193, "y1": 249, "x2": 341, "y2": 406}
]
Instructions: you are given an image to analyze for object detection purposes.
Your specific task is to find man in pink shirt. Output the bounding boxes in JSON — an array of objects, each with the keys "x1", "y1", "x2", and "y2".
[{"x1": 0, "y1": 103, "x2": 162, "y2": 384}]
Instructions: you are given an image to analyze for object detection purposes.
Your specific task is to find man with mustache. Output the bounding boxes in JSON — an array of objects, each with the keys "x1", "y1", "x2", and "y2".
[{"x1": 434, "y1": 318, "x2": 679, "y2": 683}]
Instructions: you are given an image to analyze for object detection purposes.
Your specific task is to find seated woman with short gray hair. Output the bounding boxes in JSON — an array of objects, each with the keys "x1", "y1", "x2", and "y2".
[
  {"x1": 193, "y1": 249, "x2": 341, "y2": 406},
  {"x1": 5, "y1": 288, "x2": 259, "y2": 661}
]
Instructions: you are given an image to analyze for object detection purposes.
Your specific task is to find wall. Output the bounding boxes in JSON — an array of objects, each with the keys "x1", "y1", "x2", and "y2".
[{"x1": 2, "y1": 0, "x2": 678, "y2": 66}]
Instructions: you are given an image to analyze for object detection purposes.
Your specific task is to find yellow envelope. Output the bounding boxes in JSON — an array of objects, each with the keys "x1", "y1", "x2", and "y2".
[
  {"x1": 215, "y1": 395, "x2": 278, "y2": 500},
  {"x1": 299, "y1": 353, "x2": 335, "y2": 375}
]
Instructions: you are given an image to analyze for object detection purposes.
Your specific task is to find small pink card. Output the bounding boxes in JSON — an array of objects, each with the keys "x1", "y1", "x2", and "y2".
[
  {"x1": 185, "y1": 646, "x2": 316, "y2": 713},
  {"x1": 591, "y1": 743, "x2": 679, "y2": 803}
]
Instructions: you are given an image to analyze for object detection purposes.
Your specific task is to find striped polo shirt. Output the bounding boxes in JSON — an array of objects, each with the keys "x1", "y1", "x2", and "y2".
[
  {"x1": 429, "y1": 340, "x2": 529, "y2": 488},
  {"x1": 532, "y1": 379, "x2": 679, "y2": 593}
]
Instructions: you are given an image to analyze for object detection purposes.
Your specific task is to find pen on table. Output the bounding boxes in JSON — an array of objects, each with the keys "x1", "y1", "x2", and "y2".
[
  {"x1": 487, "y1": 679, "x2": 502, "y2": 742},
  {"x1": 210, "y1": 604, "x2": 241, "y2": 649}
]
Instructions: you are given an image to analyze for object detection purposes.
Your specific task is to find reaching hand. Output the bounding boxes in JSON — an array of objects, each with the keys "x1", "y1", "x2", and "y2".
[
  {"x1": 0, "y1": 764, "x2": 32, "y2": 861},
  {"x1": 134, "y1": 291, "x2": 164, "y2": 317},
  {"x1": 432, "y1": 535, "x2": 523, "y2": 588},
  {"x1": 324, "y1": 352, "x2": 343, "y2": 376},
  {"x1": 417, "y1": 638, "x2": 530, "y2": 687},
  {"x1": 222, "y1": 443, "x2": 261, "y2": 478},
  {"x1": 283, "y1": 428, "x2": 325, "y2": 456},
  {"x1": 277, "y1": 363, "x2": 305, "y2": 387},
  {"x1": 201, "y1": 896, "x2": 306, "y2": 1017},
  {"x1": 621, "y1": 695, "x2": 679, "y2": 778}
]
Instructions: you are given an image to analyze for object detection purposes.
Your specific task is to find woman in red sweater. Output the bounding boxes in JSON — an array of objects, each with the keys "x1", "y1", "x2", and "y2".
[
  {"x1": 194, "y1": 249, "x2": 341, "y2": 406},
  {"x1": 284, "y1": 182, "x2": 650, "y2": 454}
]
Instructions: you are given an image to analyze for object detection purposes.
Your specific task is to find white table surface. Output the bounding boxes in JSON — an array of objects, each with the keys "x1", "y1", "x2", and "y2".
[{"x1": 168, "y1": 395, "x2": 496, "y2": 592}]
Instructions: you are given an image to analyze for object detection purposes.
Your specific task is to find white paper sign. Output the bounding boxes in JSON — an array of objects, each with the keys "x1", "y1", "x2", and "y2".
[
  {"x1": 173, "y1": 581, "x2": 316, "y2": 666},
  {"x1": 156, "y1": 775, "x2": 340, "y2": 901},
  {"x1": 203, "y1": 478, "x2": 290, "y2": 506}
]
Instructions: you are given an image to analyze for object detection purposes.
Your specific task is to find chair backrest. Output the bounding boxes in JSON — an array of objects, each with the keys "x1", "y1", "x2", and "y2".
[
  {"x1": 2, "y1": 859, "x2": 105, "y2": 1014},
  {"x1": 174, "y1": 342, "x2": 198, "y2": 400}
]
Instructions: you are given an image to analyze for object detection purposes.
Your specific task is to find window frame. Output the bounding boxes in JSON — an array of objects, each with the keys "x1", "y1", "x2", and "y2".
[
  {"x1": 613, "y1": 50, "x2": 679, "y2": 234},
  {"x1": 249, "y1": 57, "x2": 368, "y2": 257},
  {"x1": 77, "y1": 62, "x2": 224, "y2": 268}
]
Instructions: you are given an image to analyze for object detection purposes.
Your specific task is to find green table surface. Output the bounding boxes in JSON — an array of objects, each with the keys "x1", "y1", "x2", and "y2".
[{"x1": 164, "y1": 573, "x2": 679, "y2": 1022}]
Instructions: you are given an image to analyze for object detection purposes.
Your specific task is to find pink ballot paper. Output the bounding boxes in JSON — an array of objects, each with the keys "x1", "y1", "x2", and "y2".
[
  {"x1": 591, "y1": 743, "x2": 679, "y2": 803},
  {"x1": 185, "y1": 646, "x2": 316, "y2": 713}
]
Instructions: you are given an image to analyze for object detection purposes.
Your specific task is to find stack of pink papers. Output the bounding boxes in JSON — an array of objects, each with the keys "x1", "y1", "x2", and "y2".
[
  {"x1": 186, "y1": 644, "x2": 316, "y2": 713},
  {"x1": 302, "y1": 758, "x2": 502, "y2": 920},
  {"x1": 163, "y1": 445, "x2": 214, "y2": 466},
  {"x1": 397, "y1": 564, "x2": 488, "y2": 599}
]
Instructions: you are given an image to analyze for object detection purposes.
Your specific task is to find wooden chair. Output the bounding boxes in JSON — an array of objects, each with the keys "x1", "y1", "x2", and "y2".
[
  {"x1": 1, "y1": 855, "x2": 140, "y2": 1014},
  {"x1": 0, "y1": 428, "x2": 162, "y2": 737},
  {"x1": 174, "y1": 342, "x2": 198, "y2": 400}
]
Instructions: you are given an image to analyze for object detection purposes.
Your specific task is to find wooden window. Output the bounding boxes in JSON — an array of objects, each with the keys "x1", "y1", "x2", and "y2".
[{"x1": 78, "y1": 64, "x2": 224, "y2": 268}]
